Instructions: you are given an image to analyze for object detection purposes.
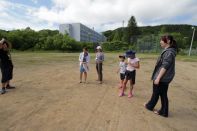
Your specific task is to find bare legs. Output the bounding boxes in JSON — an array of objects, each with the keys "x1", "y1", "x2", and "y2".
[
  {"x1": 80, "y1": 72, "x2": 87, "y2": 83},
  {"x1": 119, "y1": 79, "x2": 134, "y2": 98}
]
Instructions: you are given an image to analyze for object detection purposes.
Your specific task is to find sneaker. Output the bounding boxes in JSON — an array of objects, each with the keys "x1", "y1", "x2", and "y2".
[
  {"x1": 128, "y1": 92, "x2": 133, "y2": 98},
  {"x1": 119, "y1": 92, "x2": 125, "y2": 97},
  {"x1": 1, "y1": 88, "x2": 6, "y2": 94}
]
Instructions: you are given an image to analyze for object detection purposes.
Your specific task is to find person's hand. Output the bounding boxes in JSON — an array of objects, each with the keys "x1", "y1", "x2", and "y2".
[
  {"x1": 154, "y1": 78, "x2": 160, "y2": 85},
  {"x1": 130, "y1": 63, "x2": 135, "y2": 67}
]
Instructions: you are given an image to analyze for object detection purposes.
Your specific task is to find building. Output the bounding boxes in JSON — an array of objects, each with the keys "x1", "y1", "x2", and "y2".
[{"x1": 59, "y1": 23, "x2": 106, "y2": 43}]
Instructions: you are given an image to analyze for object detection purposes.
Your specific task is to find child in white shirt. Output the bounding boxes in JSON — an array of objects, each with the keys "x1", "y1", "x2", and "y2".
[
  {"x1": 117, "y1": 55, "x2": 127, "y2": 89},
  {"x1": 119, "y1": 50, "x2": 140, "y2": 98}
]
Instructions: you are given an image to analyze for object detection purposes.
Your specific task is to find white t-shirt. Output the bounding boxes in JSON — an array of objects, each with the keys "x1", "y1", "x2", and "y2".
[
  {"x1": 126, "y1": 58, "x2": 140, "y2": 71},
  {"x1": 119, "y1": 61, "x2": 127, "y2": 74}
]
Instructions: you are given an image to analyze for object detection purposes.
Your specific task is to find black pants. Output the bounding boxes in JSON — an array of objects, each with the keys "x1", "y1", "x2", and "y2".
[
  {"x1": 96, "y1": 63, "x2": 102, "y2": 81},
  {"x1": 1, "y1": 65, "x2": 13, "y2": 83},
  {"x1": 146, "y1": 82, "x2": 169, "y2": 116}
]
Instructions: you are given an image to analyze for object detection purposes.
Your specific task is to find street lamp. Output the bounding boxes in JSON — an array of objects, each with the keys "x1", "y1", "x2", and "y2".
[{"x1": 188, "y1": 27, "x2": 195, "y2": 56}]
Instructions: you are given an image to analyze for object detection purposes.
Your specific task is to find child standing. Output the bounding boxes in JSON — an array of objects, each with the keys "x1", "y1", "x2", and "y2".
[
  {"x1": 79, "y1": 47, "x2": 90, "y2": 83},
  {"x1": 119, "y1": 50, "x2": 140, "y2": 98},
  {"x1": 117, "y1": 55, "x2": 127, "y2": 89}
]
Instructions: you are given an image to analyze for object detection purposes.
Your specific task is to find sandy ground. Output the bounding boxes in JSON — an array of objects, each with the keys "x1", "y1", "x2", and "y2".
[{"x1": 0, "y1": 53, "x2": 197, "y2": 131}]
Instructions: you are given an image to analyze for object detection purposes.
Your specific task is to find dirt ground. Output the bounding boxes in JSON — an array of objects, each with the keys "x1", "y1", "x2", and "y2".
[{"x1": 0, "y1": 53, "x2": 197, "y2": 131}]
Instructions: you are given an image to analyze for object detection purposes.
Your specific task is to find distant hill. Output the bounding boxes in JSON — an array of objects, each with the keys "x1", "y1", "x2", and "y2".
[{"x1": 102, "y1": 24, "x2": 197, "y2": 50}]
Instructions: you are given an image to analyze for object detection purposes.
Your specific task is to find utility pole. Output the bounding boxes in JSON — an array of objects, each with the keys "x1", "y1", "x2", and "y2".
[{"x1": 189, "y1": 27, "x2": 195, "y2": 56}]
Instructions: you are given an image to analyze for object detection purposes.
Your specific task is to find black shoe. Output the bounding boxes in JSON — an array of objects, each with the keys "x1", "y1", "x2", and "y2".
[
  {"x1": 144, "y1": 103, "x2": 153, "y2": 111},
  {"x1": 1, "y1": 88, "x2": 6, "y2": 94},
  {"x1": 6, "y1": 85, "x2": 15, "y2": 89}
]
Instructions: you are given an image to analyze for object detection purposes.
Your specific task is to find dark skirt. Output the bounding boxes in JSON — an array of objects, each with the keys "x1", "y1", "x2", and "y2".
[{"x1": 1, "y1": 65, "x2": 13, "y2": 83}]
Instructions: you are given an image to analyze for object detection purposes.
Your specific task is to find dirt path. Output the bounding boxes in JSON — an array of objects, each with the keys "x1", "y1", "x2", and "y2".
[{"x1": 0, "y1": 53, "x2": 196, "y2": 131}]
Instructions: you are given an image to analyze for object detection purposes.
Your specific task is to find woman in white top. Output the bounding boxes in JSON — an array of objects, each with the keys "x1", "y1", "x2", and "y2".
[
  {"x1": 119, "y1": 50, "x2": 140, "y2": 98},
  {"x1": 79, "y1": 47, "x2": 90, "y2": 83}
]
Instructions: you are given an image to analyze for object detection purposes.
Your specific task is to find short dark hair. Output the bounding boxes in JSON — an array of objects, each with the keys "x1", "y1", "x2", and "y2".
[
  {"x1": 119, "y1": 55, "x2": 125, "y2": 59},
  {"x1": 83, "y1": 47, "x2": 88, "y2": 51}
]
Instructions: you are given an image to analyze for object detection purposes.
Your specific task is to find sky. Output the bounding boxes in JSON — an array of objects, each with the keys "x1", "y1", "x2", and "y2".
[{"x1": 0, "y1": 0, "x2": 197, "y2": 32}]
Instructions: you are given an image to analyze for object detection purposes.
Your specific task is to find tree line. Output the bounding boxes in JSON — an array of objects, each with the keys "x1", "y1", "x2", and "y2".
[{"x1": 0, "y1": 27, "x2": 95, "y2": 52}]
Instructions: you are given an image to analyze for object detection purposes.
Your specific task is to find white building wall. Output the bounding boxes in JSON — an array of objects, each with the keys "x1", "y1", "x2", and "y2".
[{"x1": 59, "y1": 23, "x2": 106, "y2": 43}]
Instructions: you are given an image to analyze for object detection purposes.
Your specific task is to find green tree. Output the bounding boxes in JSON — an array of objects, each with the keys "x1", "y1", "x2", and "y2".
[
  {"x1": 128, "y1": 16, "x2": 137, "y2": 27},
  {"x1": 122, "y1": 16, "x2": 140, "y2": 44},
  {"x1": 113, "y1": 29, "x2": 122, "y2": 41}
]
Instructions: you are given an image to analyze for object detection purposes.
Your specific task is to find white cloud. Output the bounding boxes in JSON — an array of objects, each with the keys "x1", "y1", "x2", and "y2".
[
  {"x1": 0, "y1": 0, "x2": 196, "y2": 31},
  {"x1": 0, "y1": 0, "x2": 56, "y2": 31},
  {"x1": 32, "y1": 0, "x2": 197, "y2": 31},
  {"x1": 31, "y1": 0, "x2": 38, "y2": 4}
]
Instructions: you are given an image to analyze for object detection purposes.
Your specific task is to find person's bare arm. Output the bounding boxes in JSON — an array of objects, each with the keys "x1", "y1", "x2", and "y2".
[
  {"x1": 117, "y1": 68, "x2": 120, "y2": 73},
  {"x1": 131, "y1": 61, "x2": 140, "y2": 69}
]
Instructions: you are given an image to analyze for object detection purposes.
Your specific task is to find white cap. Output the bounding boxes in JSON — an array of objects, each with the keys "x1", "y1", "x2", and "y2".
[{"x1": 96, "y1": 46, "x2": 102, "y2": 50}]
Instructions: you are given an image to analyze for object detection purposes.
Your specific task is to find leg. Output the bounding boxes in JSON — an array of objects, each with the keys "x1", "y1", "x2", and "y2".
[
  {"x1": 159, "y1": 82, "x2": 169, "y2": 117},
  {"x1": 119, "y1": 80, "x2": 124, "y2": 88},
  {"x1": 4, "y1": 66, "x2": 15, "y2": 89},
  {"x1": 145, "y1": 83, "x2": 160, "y2": 111},
  {"x1": 80, "y1": 72, "x2": 83, "y2": 83},
  {"x1": 84, "y1": 72, "x2": 87, "y2": 83},
  {"x1": 128, "y1": 80, "x2": 134, "y2": 98},
  {"x1": 99, "y1": 63, "x2": 103, "y2": 82},
  {"x1": 1, "y1": 68, "x2": 9, "y2": 94},
  {"x1": 96, "y1": 64, "x2": 99, "y2": 80},
  {"x1": 119, "y1": 79, "x2": 128, "y2": 96},
  {"x1": 129, "y1": 70, "x2": 136, "y2": 95},
  {"x1": 98, "y1": 63, "x2": 102, "y2": 83},
  {"x1": 6, "y1": 80, "x2": 15, "y2": 89},
  {"x1": 119, "y1": 74, "x2": 125, "y2": 88},
  {"x1": 1, "y1": 82, "x2": 7, "y2": 94}
]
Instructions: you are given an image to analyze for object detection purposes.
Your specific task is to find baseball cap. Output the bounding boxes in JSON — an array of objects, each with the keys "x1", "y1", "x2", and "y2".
[
  {"x1": 125, "y1": 50, "x2": 136, "y2": 57},
  {"x1": 96, "y1": 46, "x2": 102, "y2": 50}
]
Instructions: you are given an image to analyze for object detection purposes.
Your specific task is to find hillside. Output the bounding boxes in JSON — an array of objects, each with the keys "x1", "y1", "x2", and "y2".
[{"x1": 103, "y1": 24, "x2": 197, "y2": 49}]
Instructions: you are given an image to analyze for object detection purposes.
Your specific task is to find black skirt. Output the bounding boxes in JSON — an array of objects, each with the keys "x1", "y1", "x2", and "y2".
[{"x1": 1, "y1": 65, "x2": 13, "y2": 83}]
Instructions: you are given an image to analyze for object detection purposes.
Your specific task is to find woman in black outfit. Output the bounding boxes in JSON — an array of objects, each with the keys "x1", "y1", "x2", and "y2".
[
  {"x1": 144, "y1": 35, "x2": 178, "y2": 117},
  {"x1": 0, "y1": 38, "x2": 15, "y2": 94}
]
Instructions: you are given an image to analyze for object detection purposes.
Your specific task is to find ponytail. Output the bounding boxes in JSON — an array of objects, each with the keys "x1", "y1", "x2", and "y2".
[
  {"x1": 171, "y1": 39, "x2": 179, "y2": 52},
  {"x1": 162, "y1": 35, "x2": 179, "y2": 53}
]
